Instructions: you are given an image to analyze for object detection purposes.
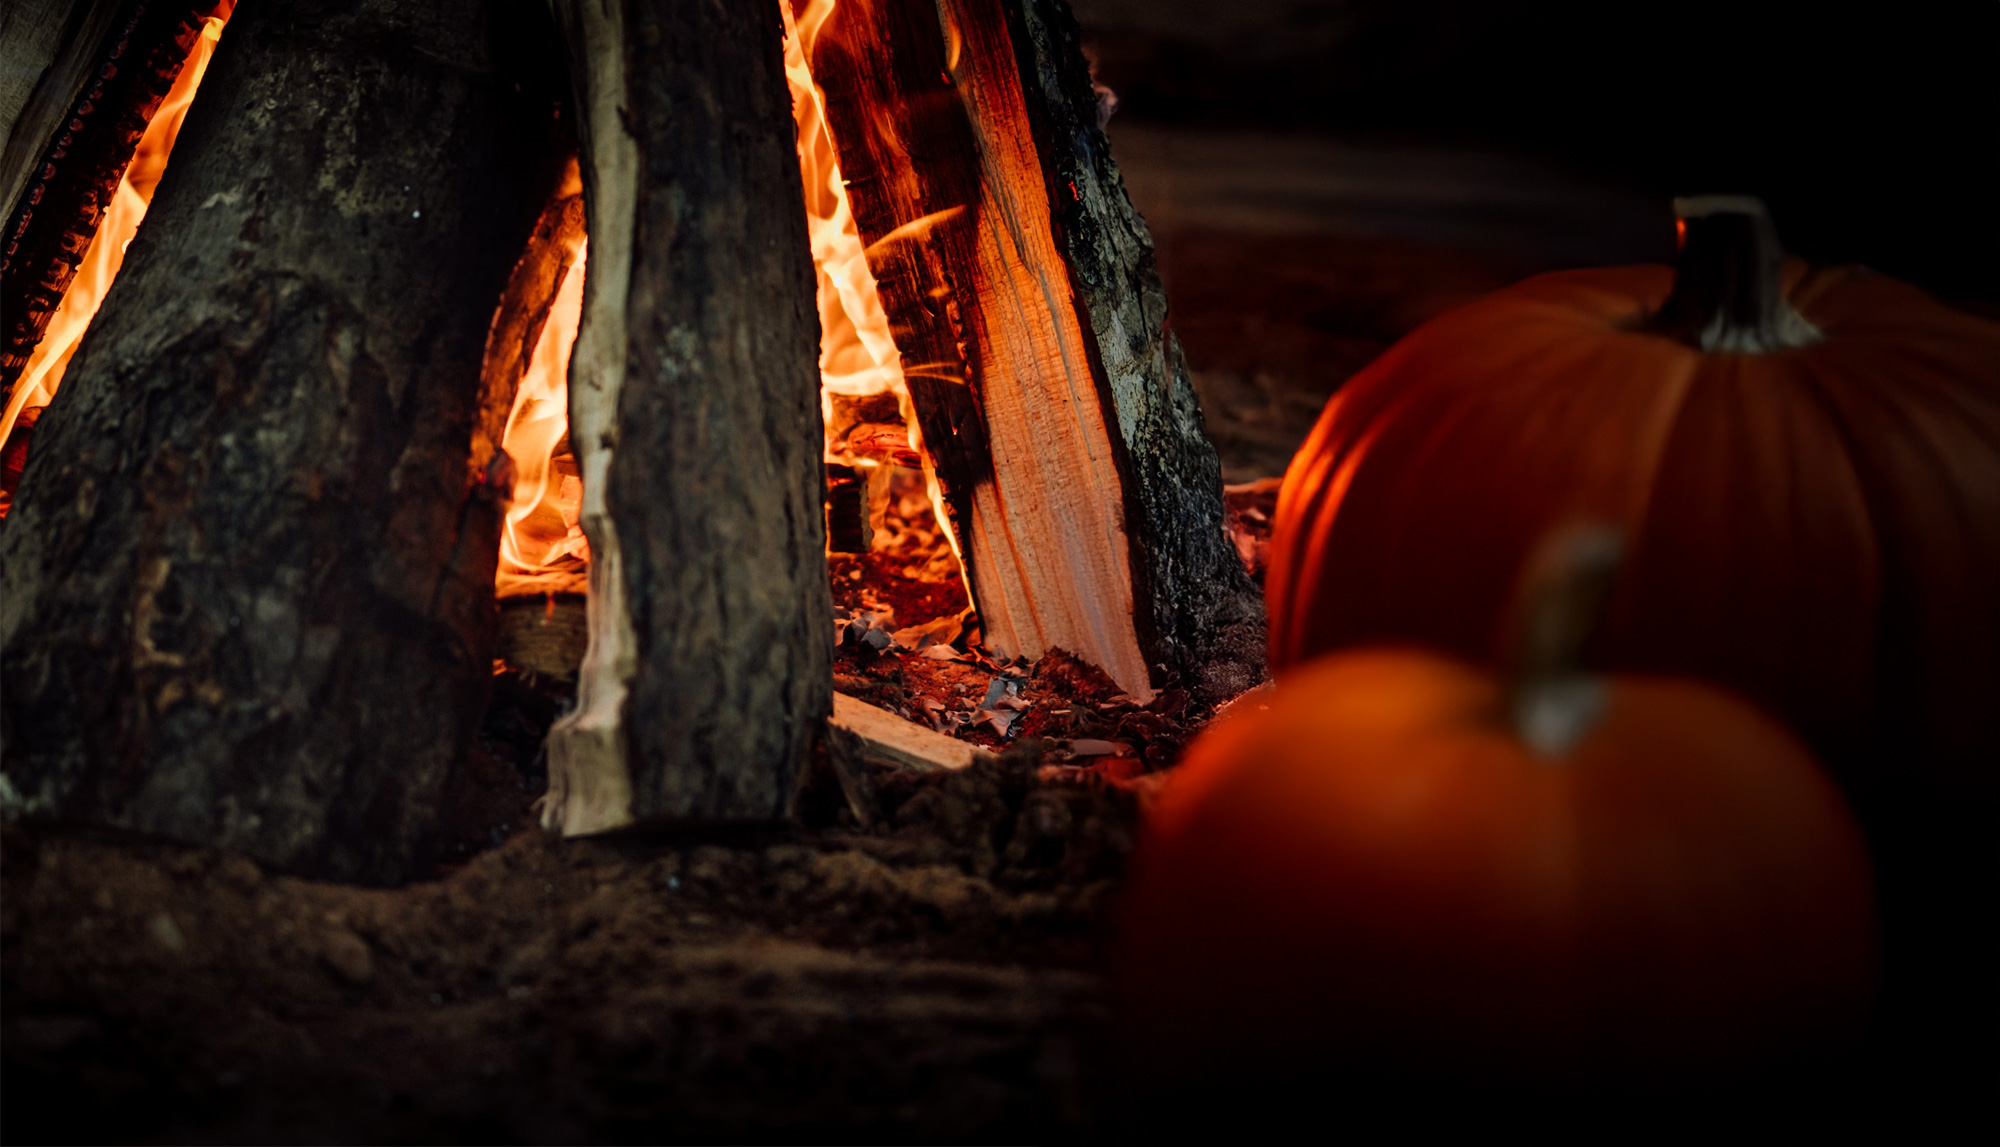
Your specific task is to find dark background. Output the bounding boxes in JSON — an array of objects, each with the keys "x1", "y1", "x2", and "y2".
[{"x1": 1072, "y1": 0, "x2": 2000, "y2": 302}]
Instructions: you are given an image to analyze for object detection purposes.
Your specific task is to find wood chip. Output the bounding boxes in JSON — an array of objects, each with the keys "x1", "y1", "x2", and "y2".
[{"x1": 829, "y1": 693, "x2": 993, "y2": 774}]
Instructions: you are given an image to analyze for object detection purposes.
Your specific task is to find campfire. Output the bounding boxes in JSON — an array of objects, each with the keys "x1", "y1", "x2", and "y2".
[
  {"x1": 1, "y1": 0, "x2": 1261, "y2": 883},
  {"x1": 5, "y1": 2, "x2": 1987, "y2": 1137}
]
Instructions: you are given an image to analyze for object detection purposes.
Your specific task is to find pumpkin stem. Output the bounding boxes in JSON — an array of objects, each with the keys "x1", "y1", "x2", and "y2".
[
  {"x1": 1652, "y1": 195, "x2": 1822, "y2": 353},
  {"x1": 1504, "y1": 524, "x2": 1622, "y2": 756}
]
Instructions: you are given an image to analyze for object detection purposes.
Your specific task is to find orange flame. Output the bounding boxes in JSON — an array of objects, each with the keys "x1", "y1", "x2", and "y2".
[
  {"x1": 492, "y1": 0, "x2": 967, "y2": 595},
  {"x1": 0, "y1": 10, "x2": 231, "y2": 461},
  {"x1": 782, "y1": 0, "x2": 965, "y2": 573},
  {"x1": 784, "y1": 0, "x2": 904, "y2": 424},
  {"x1": 493, "y1": 241, "x2": 590, "y2": 597}
]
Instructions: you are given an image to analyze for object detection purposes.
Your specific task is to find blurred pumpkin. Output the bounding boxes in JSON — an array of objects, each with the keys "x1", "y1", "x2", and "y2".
[
  {"x1": 1118, "y1": 528, "x2": 1877, "y2": 1084},
  {"x1": 1265, "y1": 196, "x2": 2000, "y2": 807}
]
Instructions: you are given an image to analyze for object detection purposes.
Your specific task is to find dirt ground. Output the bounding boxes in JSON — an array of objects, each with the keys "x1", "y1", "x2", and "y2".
[{"x1": 2, "y1": 743, "x2": 1142, "y2": 1143}]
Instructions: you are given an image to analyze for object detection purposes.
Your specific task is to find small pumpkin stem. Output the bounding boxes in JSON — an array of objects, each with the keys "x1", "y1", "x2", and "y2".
[
  {"x1": 1503, "y1": 524, "x2": 1623, "y2": 756},
  {"x1": 1652, "y1": 195, "x2": 1822, "y2": 353}
]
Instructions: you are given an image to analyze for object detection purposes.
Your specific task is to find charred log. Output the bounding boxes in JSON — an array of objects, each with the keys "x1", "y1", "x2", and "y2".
[
  {"x1": 807, "y1": 0, "x2": 1263, "y2": 703},
  {"x1": 2, "y1": 0, "x2": 128, "y2": 212},
  {"x1": 0, "y1": 0, "x2": 568, "y2": 883},
  {"x1": 2, "y1": 0, "x2": 223, "y2": 395},
  {"x1": 802, "y1": 0, "x2": 993, "y2": 544},
  {"x1": 541, "y1": 0, "x2": 832, "y2": 833}
]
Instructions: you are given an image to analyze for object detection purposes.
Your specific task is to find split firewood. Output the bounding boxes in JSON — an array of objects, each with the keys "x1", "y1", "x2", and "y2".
[
  {"x1": 803, "y1": 0, "x2": 1266, "y2": 705},
  {"x1": 829, "y1": 691, "x2": 993, "y2": 774},
  {"x1": 824, "y1": 690, "x2": 993, "y2": 824}
]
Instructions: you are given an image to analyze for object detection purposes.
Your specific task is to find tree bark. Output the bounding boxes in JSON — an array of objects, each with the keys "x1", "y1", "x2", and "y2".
[
  {"x1": 540, "y1": 0, "x2": 832, "y2": 834},
  {"x1": 0, "y1": 0, "x2": 568, "y2": 884},
  {"x1": 807, "y1": 0, "x2": 1264, "y2": 704}
]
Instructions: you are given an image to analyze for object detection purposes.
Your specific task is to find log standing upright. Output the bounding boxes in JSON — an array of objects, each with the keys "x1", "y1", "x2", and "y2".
[
  {"x1": 805, "y1": 0, "x2": 1264, "y2": 705},
  {"x1": 0, "y1": 0, "x2": 568, "y2": 883},
  {"x1": 538, "y1": 0, "x2": 834, "y2": 836}
]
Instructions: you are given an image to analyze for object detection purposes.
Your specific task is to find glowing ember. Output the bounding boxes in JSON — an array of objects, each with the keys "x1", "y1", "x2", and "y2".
[
  {"x1": 874, "y1": 466, "x2": 966, "y2": 585},
  {"x1": 494, "y1": 240, "x2": 589, "y2": 597},
  {"x1": 0, "y1": 9, "x2": 231, "y2": 515}
]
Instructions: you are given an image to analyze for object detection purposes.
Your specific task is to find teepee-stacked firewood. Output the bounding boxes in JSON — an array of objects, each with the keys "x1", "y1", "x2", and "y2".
[
  {"x1": 3, "y1": 0, "x2": 1255, "y2": 871},
  {"x1": 538, "y1": 0, "x2": 1261, "y2": 835}
]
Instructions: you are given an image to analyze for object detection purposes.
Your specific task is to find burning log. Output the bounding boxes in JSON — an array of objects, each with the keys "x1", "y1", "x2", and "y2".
[
  {"x1": 0, "y1": 0, "x2": 568, "y2": 883},
  {"x1": 802, "y1": 0, "x2": 1265, "y2": 703},
  {"x1": 3, "y1": 0, "x2": 225, "y2": 394},
  {"x1": 539, "y1": 0, "x2": 833, "y2": 833}
]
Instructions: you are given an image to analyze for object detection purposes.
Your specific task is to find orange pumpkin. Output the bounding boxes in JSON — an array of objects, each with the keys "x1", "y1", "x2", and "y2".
[
  {"x1": 1266, "y1": 198, "x2": 2000, "y2": 806},
  {"x1": 1118, "y1": 530, "x2": 1878, "y2": 1084}
]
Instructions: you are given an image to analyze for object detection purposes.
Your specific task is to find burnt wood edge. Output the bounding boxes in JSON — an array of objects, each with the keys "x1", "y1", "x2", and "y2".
[
  {"x1": 1, "y1": 0, "x2": 216, "y2": 399},
  {"x1": 0, "y1": 0, "x2": 129, "y2": 220},
  {"x1": 0, "y1": 0, "x2": 127, "y2": 213}
]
